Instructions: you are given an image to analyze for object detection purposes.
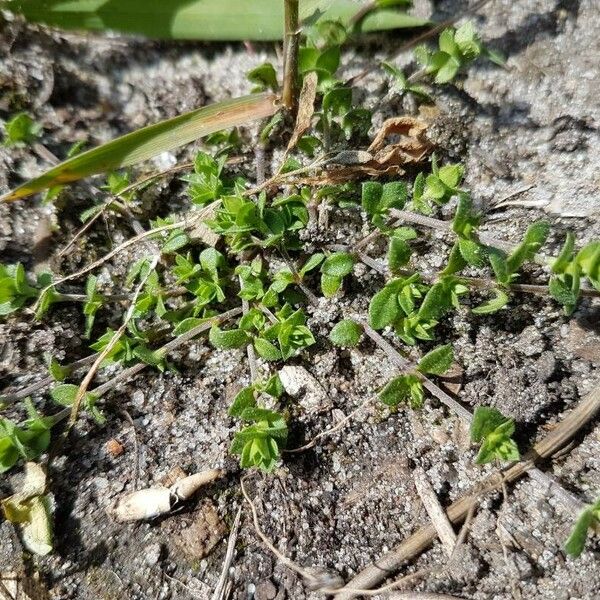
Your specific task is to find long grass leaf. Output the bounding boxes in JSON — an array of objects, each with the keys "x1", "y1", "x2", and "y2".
[
  {"x1": 1, "y1": 93, "x2": 278, "y2": 203},
  {"x1": 5, "y1": 0, "x2": 427, "y2": 41}
]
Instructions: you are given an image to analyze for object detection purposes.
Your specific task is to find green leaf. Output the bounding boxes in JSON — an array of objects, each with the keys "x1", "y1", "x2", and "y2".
[
  {"x1": 434, "y1": 55, "x2": 461, "y2": 84},
  {"x1": 161, "y1": 230, "x2": 190, "y2": 254},
  {"x1": 506, "y1": 221, "x2": 550, "y2": 274},
  {"x1": 452, "y1": 193, "x2": 479, "y2": 239},
  {"x1": 47, "y1": 356, "x2": 70, "y2": 382},
  {"x1": 2, "y1": 112, "x2": 41, "y2": 146},
  {"x1": 487, "y1": 247, "x2": 510, "y2": 285},
  {"x1": 471, "y1": 288, "x2": 509, "y2": 315},
  {"x1": 2, "y1": 93, "x2": 278, "y2": 202},
  {"x1": 369, "y1": 284, "x2": 400, "y2": 330},
  {"x1": 564, "y1": 507, "x2": 595, "y2": 557},
  {"x1": 576, "y1": 242, "x2": 600, "y2": 289},
  {"x1": 254, "y1": 337, "x2": 282, "y2": 361},
  {"x1": 388, "y1": 237, "x2": 411, "y2": 272},
  {"x1": 361, "y1": 181, "x2": 383, "y2": 217},
  {"x1": 471, "y1": 406, "x2": 510, "y2": 442},
  {"x1": 438, "y1": 164, "x2": 463, "y2": 189},
  {"x1": 299, "y1": 253, "x2": 325, "y2": 277},
  {"x1": 7, "y1": 0, "x2": 427, "y2": 41},
  {"x1": 173, "y1": 317, "x2": 205, "y2": 336},
  {"x1": 424, "y1": 174, "x2": 446, "y2": 200},
  {"x1": 438, "y1": 28, "x2": 459, "y2": 57},
  {"x1": 320, "y1": 273, "x2": 343, "y2": 298},
  {"x1": 50, "y1": 384, "x2": 78, "y2": 407},
  {"x1": 417, "y1": 344, "x2": 453, "y2": 375},
  {"x1": 440, "y1": 242, "x2": 468, "y2": 276},
  {"x1": 229, "y1": 386, "x2": 257, "y2": 417},
  {"x1": 551, "y1": 232, "x2": 575, "y2": 274},
  {"x1": 458, "y1": 238, "x2": 486, "y2": 267},
  {"x1": 471, "y1": 406, "x2": 519, "y2": 465},
  {"x1": 378, "y1": 374, "x2": 423, "y2": 409},
  {"x1": 209, "y1": 325, "x2": 249, "y2": 350},
  {"x1": 548, "y1": 274, "x2": 579, "y2": 315},
  {"x1": 247, "y1": 62, "x2": 279, "y2": 92},
  {"x1": 418, "y1": 281, "x2": 452, "y2": 321},
  {"x1": 132, "y1": 345, "x2": 165, "y2": 368},
  {"x1": 329, "y1": 319, "x2": 362, "y2": 347}
]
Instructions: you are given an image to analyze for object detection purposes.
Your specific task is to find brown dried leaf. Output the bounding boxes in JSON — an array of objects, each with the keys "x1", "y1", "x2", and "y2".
[
  {"x1": 287, "y1": 72, "x2": 318, "y2": 152},
  {"x1": 289, "y1": 116, "x2": 431, "y2": 186},
  {"x1": 368, "y1": 116, "x2": 429, "y2": 154}
]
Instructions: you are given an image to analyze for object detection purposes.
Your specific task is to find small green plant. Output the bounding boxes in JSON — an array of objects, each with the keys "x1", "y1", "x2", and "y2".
[
  {"x1": 378, "y1": 344, "x2": 454, "y2": 409},
  {"x1": 228, "y1": 373, "x2": 287, "y2": 472},
  {"x1": 470, "y1": 406, "x2": 520, "y2": 464},
  {"x1": 414, "y1": 21, "x2": 501, "y2": 84},
  {"x1": 549, "y1": 236, "x2": 600, "y2": 315},
  {"x1": 382, "y1": 61, "x2": 431, "y2": 101},
  {"x1": 412, "y1": 154, "x2": 464, "y2": 213},
  {"x1": 0, "y1": 263, "x2": 39, "y2": 316},
  {"x1": 368, "y1": 274, "x2": 461, "y2": 345},
  {"x1": 247, "y1": 62, "x2": 279, "y2": 93},
  {"x1": 362, "y1": 181, "x2": 407, "y2": 229},
  {"x1": 230, "y1": 408, "x2": 288, "y2": 472},
  {"x1": 564, "y1": 498, "x2": 600, "y2": 557},
  {"x1": 0, "y1": 401, "x2": 57, "y2": 473},
  {"x1": 2, "y1": 112, "x2": 42, "y2": 146},
  {"x1": 183, "y1": 151, "x2": 230, "y2": 205}
]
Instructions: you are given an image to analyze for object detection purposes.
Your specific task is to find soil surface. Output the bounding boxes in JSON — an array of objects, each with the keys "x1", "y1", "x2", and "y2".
[{"x1": 1, "y1": 1, "x2": 599, "y2": 599}]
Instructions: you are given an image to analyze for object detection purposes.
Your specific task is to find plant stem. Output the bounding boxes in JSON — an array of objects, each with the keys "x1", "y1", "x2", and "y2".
[
  {"x1": 239, "y1": 275, "x2": 259, "y2": 382},
  {"x1": 91, "y1": 307, "x2": 242, "y2": 398},
  {"x1": 332, "y1": 243, "x2": 593, "y2": 299},
  {"x1": 349, "y1": 1, "x2": 377, "y2": 27},
  {"x1": 282, "y1": 0, "x2": 300, "y2": 113},
  {"x1": 335, "y1": 358, "x2": 600, "y2": 598}
]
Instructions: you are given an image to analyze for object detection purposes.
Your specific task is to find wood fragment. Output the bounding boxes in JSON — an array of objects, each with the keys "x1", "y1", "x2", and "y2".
[
  {"x1": 211, "y1": 506, "x2": 242, "y2": 600},
  {"x1": 335, "y1": 385, "x2": 600, "y2": 598},
  {"x1": 388, "y1": 594, "x2": 467, "y2": 600},
  {"x1": 412, "y1": 467, "x2": 457, "y2": 557}
]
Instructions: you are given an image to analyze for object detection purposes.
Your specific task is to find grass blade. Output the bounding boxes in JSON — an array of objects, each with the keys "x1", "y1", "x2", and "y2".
[
  {"x1": 5, "y1": 0, "x2": 427, "y2": 41},
  {"x1": 1, "y1": 93, "x2": 278, "y2": 203}
]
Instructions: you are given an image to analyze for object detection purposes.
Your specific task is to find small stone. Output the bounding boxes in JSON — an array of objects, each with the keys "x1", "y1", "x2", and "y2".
[
  {"x1": 255, "y1": 579, "x2": 277, "y2": 600},
  {"x1": 166, "y1": 501, "x2": 226, "y2": 561},
  {"x1": 132, "y1": 390, "x2": 145, "y2": 408},
  {"x1": 514, "y1": 325, "x2": 545, "y2": 356},
  {"x1": 106, "y1": 439, "x2": 124, "y2": 457},
  {"x1": 159, "y1": 466, "x2": 187, "y2": 488},
  {"x1": 145, "y1": 543, "x2": 162, "y2": 567},
  {"x1": 279, "y1": 365, "x2": 331, "y2": 413},
  {"x1": 431, "y1": 427, "x2": 449, "y2": 445}
]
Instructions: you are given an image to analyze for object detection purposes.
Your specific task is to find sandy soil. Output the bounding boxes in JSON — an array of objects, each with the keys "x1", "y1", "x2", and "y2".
[{"x1": 0, "y1": 1, "x2": 599, "y2": 599}]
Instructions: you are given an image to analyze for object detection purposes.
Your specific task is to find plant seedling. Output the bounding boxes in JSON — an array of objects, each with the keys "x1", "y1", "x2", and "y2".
[
  {"x1": 412, "y1": 154, "x2": 464, "y2": 213},
  {"x1": 230, "y1": 407, "x2": 288, "y2": 472},
  {"x1": 2, "y1": 112, "x2": 42, "y2": 146},
  {"x1": 564, "y1": 497, "x2": 600, "y2": 557},
  {"x1": 362, "y1": 181, "x2": 407, "y2": 229},
  {"x1": 549, "y1": 235, "x2": 600, "y2": 315},
  {"x1": 378, "y1": 344, "x2": 453, "y2": 409},
  {"x1": 470, "y1": 406, "x2": 520, "y2": 464},
  {"x1": 0, "y1": 401, "x2": 58, "y2": 473},
  {"x1": 414, "y1": 21, "x2": 501, "y2": 84}
]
